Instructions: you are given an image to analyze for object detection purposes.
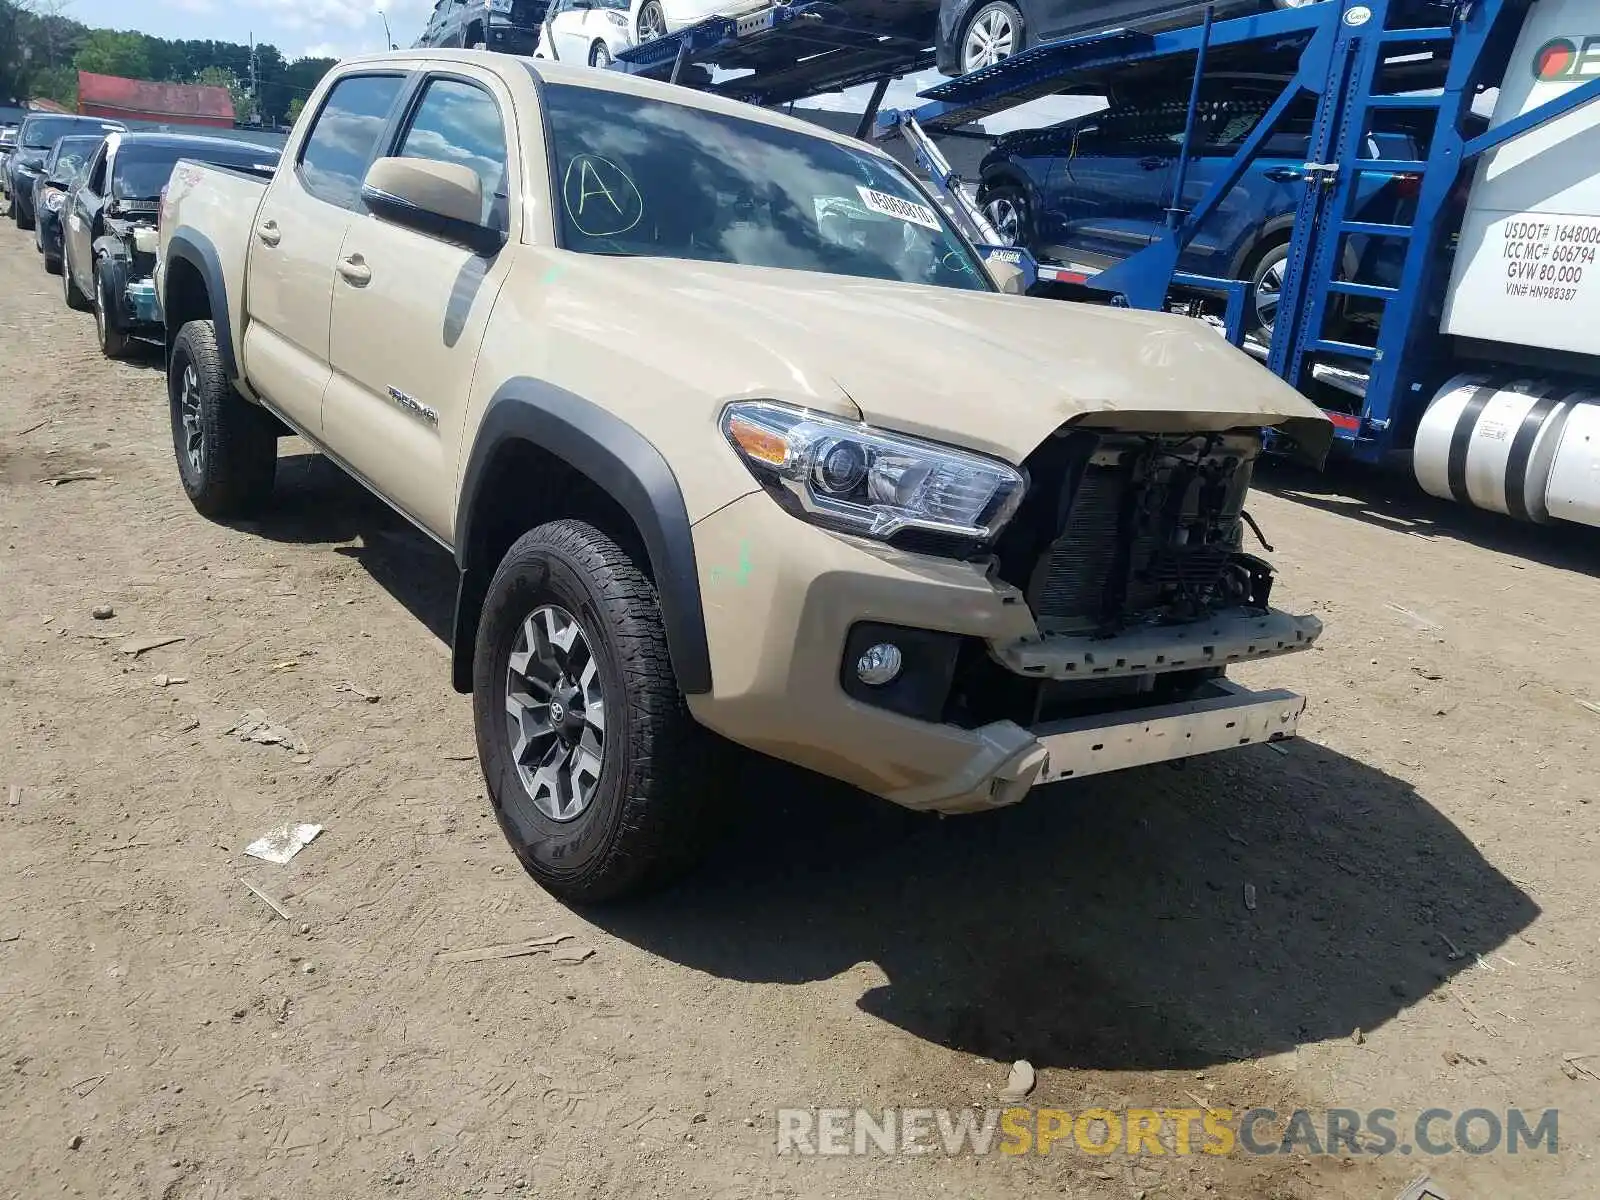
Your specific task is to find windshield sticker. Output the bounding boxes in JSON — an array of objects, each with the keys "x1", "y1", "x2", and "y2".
[
  {"x1": 855, "y1": 186, "x2": 940, "y2": 232},
  {"x1": 562, "y1": 153, "x2": 643, "y2": 238}
]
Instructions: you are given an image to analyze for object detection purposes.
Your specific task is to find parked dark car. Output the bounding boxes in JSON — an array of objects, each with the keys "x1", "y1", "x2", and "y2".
[
  {"x1": 61, "y1": 131, "x2": 282, "y2": 358},
  {"x1": 0, "y1": 124, "x2": 18, "y2": 194},
  {"x1": 6, "y1": 113, "x2": 123, "y2": 230},
  {"x1": 974, "y1": 78, "x2": 1424, "y2": 339},
  {"x1": 416, "y1": 0, "x2": 546, "y2": 54},
  {"x1": 936, "y1": 0, "x2": 1312, "y2": 76},
  {"x1": 33, "y1": 134, "x2": 105, "y2": 275}
]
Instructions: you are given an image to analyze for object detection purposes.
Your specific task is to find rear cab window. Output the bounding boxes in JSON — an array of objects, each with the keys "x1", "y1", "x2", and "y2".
[{"x1": 298, "y1": 73, "x2": 409, "y2": 210}]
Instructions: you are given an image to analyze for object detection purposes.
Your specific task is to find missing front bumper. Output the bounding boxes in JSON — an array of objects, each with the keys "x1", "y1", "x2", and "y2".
[
  {"x1": 885, "y1": 679, "x2": 1306, "y2": 814},
  {"x1": 991, "y1": 608, "x2": 1323, "y2": 682}
]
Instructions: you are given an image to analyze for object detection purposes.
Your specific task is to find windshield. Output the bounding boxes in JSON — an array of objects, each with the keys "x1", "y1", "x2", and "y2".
[
  {"x1": 536, "y1": 81, "x2": 991, "y2": 292},
  {"x1": 22, "y1": 117, "x2": 108, "y2": 149},
  {"x1": 112, "y1": 145, "x2": 277, "y2": 201}
]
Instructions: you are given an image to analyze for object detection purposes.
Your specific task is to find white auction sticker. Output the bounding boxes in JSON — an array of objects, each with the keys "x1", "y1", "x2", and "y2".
[{"x1": 856, "y1": 185, "x2": 941, "y2": 232}]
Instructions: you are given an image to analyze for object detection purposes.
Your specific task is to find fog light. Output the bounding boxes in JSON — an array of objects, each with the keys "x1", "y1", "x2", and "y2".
[{"x1": 855, "y1": 643, "x2": 903, "y2": 686}]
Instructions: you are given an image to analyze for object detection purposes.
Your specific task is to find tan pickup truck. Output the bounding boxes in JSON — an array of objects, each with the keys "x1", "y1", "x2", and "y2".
[{"x1": 156, "y1": 51, "x2": 1330, "y2": 901}]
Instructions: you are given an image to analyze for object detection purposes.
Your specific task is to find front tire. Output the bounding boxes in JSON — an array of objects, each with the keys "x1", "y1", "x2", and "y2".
[
  {"x1": 977, "y1": 181, "x2": 1032, "y2": 248},
  {"x1": 589, "y1": 40, "x2": 613, "y2": 67},
  {"x1": 959, "y1": 0, "x2": 1025, "y2": 74},
  {"x1": 168, "y1": 320, "x2": 278, "y2": 519},
  {"x1": 474, "y1": 519, "x2": 724, "y2": 903},
  {"x1": 94, "y1": 259, "x2": 131, "y2": 359}
]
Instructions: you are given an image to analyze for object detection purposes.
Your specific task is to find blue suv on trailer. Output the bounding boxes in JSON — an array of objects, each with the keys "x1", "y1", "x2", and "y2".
[{"x1": 975, "y1": 77, "x2": 1426, "y2": 340}]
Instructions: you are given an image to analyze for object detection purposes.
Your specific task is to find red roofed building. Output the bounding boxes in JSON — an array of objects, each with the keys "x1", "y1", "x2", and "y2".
[{"x1": 76, "y1": 72, "x2": 235, "y2": 128}]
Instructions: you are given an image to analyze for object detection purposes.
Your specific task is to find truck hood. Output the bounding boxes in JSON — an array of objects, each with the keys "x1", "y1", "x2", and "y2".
[{"x1": 556, "y1": 255, "x2": 1333, "y2": 464}]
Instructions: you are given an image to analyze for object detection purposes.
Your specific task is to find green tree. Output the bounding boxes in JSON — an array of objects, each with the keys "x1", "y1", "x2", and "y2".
[
  {"x1": 286, "y1": 96, "x2": 304, "y2": 123},
  {"x1": 196, "y1": 63, "x2": 249, "y2": 123},
  {"x1": 26, "y1": 61, "x2": 74, "y2": 106},
  {"x1": 74, "y1": 28, "x2": 149, "y2": 79}
]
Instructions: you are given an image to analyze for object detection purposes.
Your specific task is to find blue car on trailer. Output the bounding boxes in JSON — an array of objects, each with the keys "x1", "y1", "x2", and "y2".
[{"x1": 972, "y1": 72, "x2": 1450, "y2": 343}]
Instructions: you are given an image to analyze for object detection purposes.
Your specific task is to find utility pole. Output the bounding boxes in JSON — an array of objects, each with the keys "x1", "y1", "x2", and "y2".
[
  {"x1": 248, "y1": 30, "x2": 257, "y2": 125},
  {"x1": 378, "y1": 10, "x2": 396, "y2": 51}
]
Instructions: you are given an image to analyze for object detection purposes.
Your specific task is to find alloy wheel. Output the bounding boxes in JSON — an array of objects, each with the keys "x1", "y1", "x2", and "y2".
[
  {"x1": 637, "y1": 1, "x2": 666, "y2": 42},
  {"x1": 963, "y1": 7, "x2": 1017, "y2": 72},
  {"x1": 178, "y1": 363, "x2": 204, "y2": 475},
  {"x1": 1254, "y1": 256, "x2": 1285, "y2": 333},
  {"x1": 983, "y1": 196, "x2": 1021, "y2": 245},
  {"x1": 504, "y1": 604, "x2": 607, "y2": 822}
]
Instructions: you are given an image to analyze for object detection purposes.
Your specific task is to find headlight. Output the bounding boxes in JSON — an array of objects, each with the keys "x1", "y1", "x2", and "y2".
[
  {"x1": 487, "y1": 0, "x2": 514, "y2": 11},
  {"x1": 721, "y1": 400, "x2": 1025, "y2": 543},
  {"x1": 606, "y1": 10, "x2": 628, "y2": 22},
  {"x1": 43, "y1": 190, "x2": 64, "y2": 211}
]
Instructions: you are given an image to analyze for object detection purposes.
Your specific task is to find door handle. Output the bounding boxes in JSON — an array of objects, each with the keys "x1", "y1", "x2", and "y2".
[
  {"x1": 1264, "y1": 166, "x2": 1305, "y2": 183},
  {"x1": 255, "y1": 219, "x2": 280, "y2": 246},
  {"x1": 1137, "y1": 156, "x2": 1169, "y2": 171},
  {"x1": 337, "y1": 255, "x2": 371, "y2": 286}
]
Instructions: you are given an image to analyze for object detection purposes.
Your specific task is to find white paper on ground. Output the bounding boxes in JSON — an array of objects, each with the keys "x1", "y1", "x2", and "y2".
[{"x1": 243, "y1": 823, "x2": 324, "y2": 865}]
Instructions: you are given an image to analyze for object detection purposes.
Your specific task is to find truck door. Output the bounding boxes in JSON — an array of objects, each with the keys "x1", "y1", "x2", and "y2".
[
  {"x1": 243, "y1": 71, "x2": 409, "y2": 436},
  {"x1": 323, "y1": 69, "x2": 519, "y2": 540},
  {"x1": 1053, "y1": 98, "x2": 1177, "y2": 268},
  {"x1": 65, "y1": 141, "x2": 109, "y2": 296}
]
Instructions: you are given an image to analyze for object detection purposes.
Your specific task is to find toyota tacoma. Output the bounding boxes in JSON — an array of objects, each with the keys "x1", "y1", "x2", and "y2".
[{"x1": 157, "y1": 51, "x2": 1330, "y2": 901}]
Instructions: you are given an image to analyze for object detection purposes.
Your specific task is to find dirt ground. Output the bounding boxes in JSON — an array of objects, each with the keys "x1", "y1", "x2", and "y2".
[{"x1": 2, "y1": 225, "x2": 1597, "y2": 1200}]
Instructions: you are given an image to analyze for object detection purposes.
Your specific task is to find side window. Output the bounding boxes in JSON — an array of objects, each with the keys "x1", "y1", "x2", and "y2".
[
  {"x1": 299, "y1": 73, "x2": 407, "y2": 210},
  {"x1": 395, "y1": 77, "x2": 510, "y2": 229},
  {"x1": 1262, "y1": 95, "x2": 1317, "y2": 158},
  {"x1": 84, "y1": 146, "x2": 108, "y2": 196}
]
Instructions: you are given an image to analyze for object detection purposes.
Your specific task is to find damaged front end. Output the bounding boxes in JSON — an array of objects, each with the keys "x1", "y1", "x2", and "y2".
[
  {"x1": 942, "y1": 426, "x2": 1321, "y2": 733},
  {"x1": 98, "y1": 205, "x2": 164, "y2": 341}
]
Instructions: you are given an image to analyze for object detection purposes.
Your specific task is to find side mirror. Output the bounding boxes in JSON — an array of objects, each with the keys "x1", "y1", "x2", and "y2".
[{"x1": 361, "y1": 157, "x2": 505, "y2": 255}]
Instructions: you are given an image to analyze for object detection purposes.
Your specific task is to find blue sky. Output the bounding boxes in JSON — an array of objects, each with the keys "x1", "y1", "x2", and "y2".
[
  {"x1": 68, "y1": 0, "x2": 1097, "y2": 129},
  {"x1": 69, "y1": 0, "x2": 436, "y2": 62}
]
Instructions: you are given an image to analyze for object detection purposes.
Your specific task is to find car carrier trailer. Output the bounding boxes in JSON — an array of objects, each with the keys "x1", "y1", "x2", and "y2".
[{"x1": 613, "y1": 0, "x2": 1600, "y2": 531}]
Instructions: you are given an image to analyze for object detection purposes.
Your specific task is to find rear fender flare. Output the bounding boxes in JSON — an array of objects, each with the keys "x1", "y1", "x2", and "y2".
[
  {"x1": 451, "y1": 379, "x2": 713, "y2": 697},
  {"x1": 161, "y1": 226, "x2": 238, "y2": 380}
]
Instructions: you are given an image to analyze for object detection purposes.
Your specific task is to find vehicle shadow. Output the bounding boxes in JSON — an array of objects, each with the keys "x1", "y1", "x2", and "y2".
[
  {"x1": 590, "y1": 740, "x2": 1538, "y2": 1072},
  {"x1": 1257, "y1": 456, "x2": 1599, "y2": 576},
  {"x1": 241, "y1": 450, "x2": 1539, "y2": 1072},
  {"x1": 236, "y1": 450, "x2": 457, "y2": 645}
]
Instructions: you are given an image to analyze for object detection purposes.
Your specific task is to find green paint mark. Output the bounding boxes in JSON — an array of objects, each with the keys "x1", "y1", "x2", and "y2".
[
  {"x1": 708, "y1": 540, "x2": 753, "y2": 587},
  {"x1": 540, "y1": 265, "x2": 565, "y2": 285}
]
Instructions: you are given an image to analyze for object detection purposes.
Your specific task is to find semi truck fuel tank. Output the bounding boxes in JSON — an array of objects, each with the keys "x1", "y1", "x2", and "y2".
[{"x1": 1415, "y1": 374, "x2": 1600, "y2": 527}]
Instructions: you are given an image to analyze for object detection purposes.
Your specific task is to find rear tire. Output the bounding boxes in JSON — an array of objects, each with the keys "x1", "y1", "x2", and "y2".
[
  {"x1": 44, "y1": 253, "x2": 62, "y2": 276},
  {"x1": 14, "y1": 201, "x2": 32, "y2": 231},
  {"x1": 474, "y1": 519, "x2": 727, "y2": 903},
  {"x1": 636, "y1": 0, "x2": 667, "y2": 42},
  {"x1": 62, "y1": 255, "x2": 91, "y2": 311},
  {"x1": 1242, "y1": 238, "x2": 1290, "y2": 344},
  {"x1": 168, "y1": 320, "x2": 278, "y2": 519}
]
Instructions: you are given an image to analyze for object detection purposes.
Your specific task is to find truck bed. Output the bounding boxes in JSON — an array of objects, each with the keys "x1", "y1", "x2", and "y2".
[{"x1": 157, "y1": 160, "x2": 270, "y2": 375}]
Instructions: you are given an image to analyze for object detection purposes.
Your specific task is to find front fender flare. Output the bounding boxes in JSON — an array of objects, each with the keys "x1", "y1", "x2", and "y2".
[{"x1": 451, "y1": 379, "x2": 713, "y2": 697}]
